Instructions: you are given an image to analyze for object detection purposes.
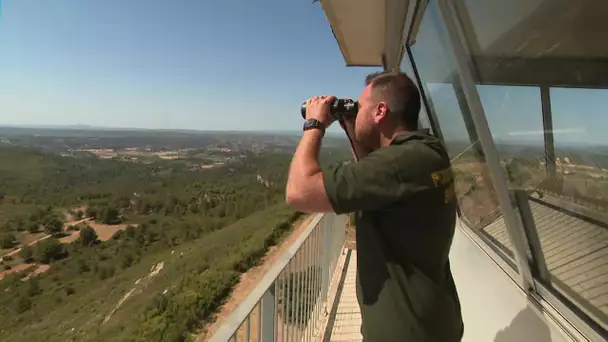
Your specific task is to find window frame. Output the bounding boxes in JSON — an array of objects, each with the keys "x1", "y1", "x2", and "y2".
[{"x1": 398, "y1": 0, "x2": 607, "y2": 340}]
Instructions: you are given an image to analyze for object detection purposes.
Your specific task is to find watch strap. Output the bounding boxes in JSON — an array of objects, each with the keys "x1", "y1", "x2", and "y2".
[{"x1": 303, "y1": 119, "x2": 326, "y2": 132}]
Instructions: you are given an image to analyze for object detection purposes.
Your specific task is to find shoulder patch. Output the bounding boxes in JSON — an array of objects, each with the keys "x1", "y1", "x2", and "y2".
[
  {"x1": 430, "y1": 167, "x2": 456, "y2": 203},
  {"x1": 430, "y1": 167, "x2": 453, "y2": 187}
]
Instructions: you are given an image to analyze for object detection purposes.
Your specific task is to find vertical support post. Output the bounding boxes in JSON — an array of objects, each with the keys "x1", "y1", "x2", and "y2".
[
  {"x1": 406, "y1": 45, "x2": 446, "y2": 142},
  {"x1": 453, "y1": 76, "x2": 498, "y2": 207},
  {"x1": 453, "y1": 77, "x2": 485, "y2": 159},
  {"x1": 541, "y1": 85, "x2": 556, "y2": 178},
  {"x1": 513, "y1": 191, "x2": 551, "y2": 283},
  {"x1": 435, "y1": 0, "x2": 535, "y2": 291},
  {"x1": 261, "y1": 285, "x2": 276, "y2": 342}
]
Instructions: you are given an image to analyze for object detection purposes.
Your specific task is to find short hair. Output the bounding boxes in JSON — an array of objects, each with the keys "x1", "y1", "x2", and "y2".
[{"x1": 364, "y1": 71, "x2": 421, "y2": 129}]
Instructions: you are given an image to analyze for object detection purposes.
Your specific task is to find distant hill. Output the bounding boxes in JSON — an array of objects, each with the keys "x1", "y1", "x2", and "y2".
[{"x1": 0, "y1": 124, "x2": 345, "y2": 138}]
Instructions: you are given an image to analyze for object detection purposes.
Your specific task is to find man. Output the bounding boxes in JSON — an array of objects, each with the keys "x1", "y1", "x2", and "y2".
[{"x1": 285, "y1": 71, "x2": 464, "y2": 341}]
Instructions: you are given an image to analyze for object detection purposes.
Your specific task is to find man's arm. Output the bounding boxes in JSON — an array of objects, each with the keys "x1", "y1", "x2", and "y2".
[
  {"x1": 285, "y1": 129, "x2": 335, "y2": 213},
  {"x1": 286, "y1": 137, "x2": 422, "y2": 214}
]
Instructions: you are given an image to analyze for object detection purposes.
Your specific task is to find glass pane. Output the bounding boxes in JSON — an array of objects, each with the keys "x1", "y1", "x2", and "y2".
[
  {"x1": 409, "y1": 3, "x2": 512, "y2": 266},
  {"x1": 457, "y1": 0, "x2": 608, "y2": 330},
  {"x1": 477, "y1": 84, "x2": 546, "y2": 188},
  {"x1": 399, "y1": 55, "x2": 432, "y2": 130},
  {"x1": 548, "y1": 87, "x2": 608, "y2": 327}
]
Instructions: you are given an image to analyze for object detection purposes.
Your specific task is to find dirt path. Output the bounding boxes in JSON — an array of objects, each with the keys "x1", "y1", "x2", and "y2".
[
  {"x1": 197, "y1": 214, "x2": 316, "y2": 341},
  {"x1": 59, "y1": 221, "x2": 131, "y2": 243},
  {"x1": 0, "y1": 263, "x2": 36, "y2": 281},
  {"x1": 21, "y1": 264, "x2": 50, "y2": 281},
  {"x1": 0, "y1": 234, "x2": 51, "y2": 261},
  {"x1": 0, "y1": 217, "x2": 92, "y2": 262}
]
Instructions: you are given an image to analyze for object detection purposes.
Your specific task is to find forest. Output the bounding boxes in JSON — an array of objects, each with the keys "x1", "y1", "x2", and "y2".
[{"x1": 0, "y1": 140, "x2": 350, "y2": 342}]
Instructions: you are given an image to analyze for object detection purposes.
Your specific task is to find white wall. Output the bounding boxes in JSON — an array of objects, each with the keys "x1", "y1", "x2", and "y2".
[{"x1": 450, "y1": 220, "x2": 574, "y2": 342}]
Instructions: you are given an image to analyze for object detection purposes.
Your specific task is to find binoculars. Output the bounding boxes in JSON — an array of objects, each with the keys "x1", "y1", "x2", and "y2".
[{"x1": 300, "y1": 98, "x2": 358, "y2": 119}]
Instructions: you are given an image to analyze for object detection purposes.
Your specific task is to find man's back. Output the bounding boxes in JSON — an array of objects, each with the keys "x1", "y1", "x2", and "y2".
[{"x1": 324, "y1": 130, "x2": 463, "y2": 341}]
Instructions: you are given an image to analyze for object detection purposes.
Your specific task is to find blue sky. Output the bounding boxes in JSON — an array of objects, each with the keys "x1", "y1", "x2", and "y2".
[
  {"x1": 0, "y1": 0, "x2": 380, "y2": 133},
  {"x1": 0, "y1": 0, "x2": 606, "y2": 145}
]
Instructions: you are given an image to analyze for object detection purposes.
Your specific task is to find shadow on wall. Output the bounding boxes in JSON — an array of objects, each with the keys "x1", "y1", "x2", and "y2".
[{"x1": 494, "y1": 305, "x2": 553, "y2": 342}]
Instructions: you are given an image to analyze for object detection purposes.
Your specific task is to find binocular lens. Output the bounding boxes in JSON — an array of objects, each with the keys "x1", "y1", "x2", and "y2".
[{"x1": 301, "y1": 98, "x2": 358, "y2": 119}]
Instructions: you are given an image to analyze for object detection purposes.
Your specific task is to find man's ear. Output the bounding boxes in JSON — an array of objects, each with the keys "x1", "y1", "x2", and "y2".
[{"x1": 374, "y1": 102, "x2": 389, "y2": 124}]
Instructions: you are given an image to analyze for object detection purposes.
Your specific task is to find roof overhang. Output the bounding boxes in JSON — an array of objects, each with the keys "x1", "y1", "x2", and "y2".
[
  {"x1": 453, "y1": 0, "x2": 608, "y2": 89},
  {"x1": 319, "y1": 0, "x2": 411, "y2": 70}
]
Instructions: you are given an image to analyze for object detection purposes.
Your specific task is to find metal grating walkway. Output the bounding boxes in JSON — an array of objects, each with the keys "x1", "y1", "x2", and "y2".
[{"x1": 323, "y1": 250, "x2": 363, "y2": 342}]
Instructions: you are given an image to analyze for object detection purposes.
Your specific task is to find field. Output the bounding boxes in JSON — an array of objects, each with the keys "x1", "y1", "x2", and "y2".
[
  {"x1": 58, "y1": 222, "x2": 133, "y2": 243},
  {"x1": 79, "y1": 148, "x2": 185, "y2": 160}
]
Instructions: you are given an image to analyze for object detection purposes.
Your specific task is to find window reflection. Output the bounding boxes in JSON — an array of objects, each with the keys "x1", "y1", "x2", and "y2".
[
  {"x1": 399, "y1": 54, "x2": 432, "y2": 130},
  {"x1": 477, "y1": 85, "x2": 546, "y2": 191},
  {"x1": 547, "y1": 87, "x2": 608, "y2": 327},
  {"x1": 408, "y1": 3, "x2": 510, "y2": 264},
  {"x1": 549, "y1": 88, "x2": 608, "y2": 206},
  {"x1": 456, "y1": 0, "x2": 608, "y2": 330}
]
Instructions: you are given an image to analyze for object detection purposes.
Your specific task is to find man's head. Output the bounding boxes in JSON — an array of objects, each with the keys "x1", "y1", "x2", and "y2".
[{"x1": 353, "y1": 71, "x2": 421, "y2": 150}]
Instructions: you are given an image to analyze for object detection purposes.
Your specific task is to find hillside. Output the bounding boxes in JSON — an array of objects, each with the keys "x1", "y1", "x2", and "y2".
[
  {"x1": 0, "y1": 203, "x2": 302, "y2": 342},
  {"x1": 0, "y1": 139, "x2": 349, "y2": 342}
]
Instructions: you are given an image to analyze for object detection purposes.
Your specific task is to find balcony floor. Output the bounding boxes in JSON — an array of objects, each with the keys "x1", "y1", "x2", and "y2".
[{"x1": 323, "y1": 250, "x2": 362, "y2": 341}]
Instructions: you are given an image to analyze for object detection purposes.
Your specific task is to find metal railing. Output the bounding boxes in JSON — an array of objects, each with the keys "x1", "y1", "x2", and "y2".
[{"x1": 209, "y1": 212, "x2": 348, "y2": 342}]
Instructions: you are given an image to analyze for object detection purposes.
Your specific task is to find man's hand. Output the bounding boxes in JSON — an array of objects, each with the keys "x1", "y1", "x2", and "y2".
[{"x1": 305, "y1": 95, "x2": 337, "y2": 127}]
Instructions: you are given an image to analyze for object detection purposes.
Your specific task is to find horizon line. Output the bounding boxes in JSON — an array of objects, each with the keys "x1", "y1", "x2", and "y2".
[
  {"x1": 0, "y1": 123, "x2": 349, "y2": 137},
  {"x1": 1, "y1": 124, "x2": 607, "y2": 147}
]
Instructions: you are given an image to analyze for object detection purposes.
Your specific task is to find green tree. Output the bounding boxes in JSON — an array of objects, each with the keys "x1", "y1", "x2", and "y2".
[
  {"x1": 85, "y1": 206, "x2": 98, "y2": 219},
  {"x1": 78, "y1": 226, "x2": 98, "y2": 246},
  {"x1": 34, "y1": 238, "x2": 63, "y2": 264},
  {"x1": 25, "y1": 278, "x2": 41, "y2": 297},
  {"x1": 101, "y1": 207, "x2": 121, "y2": 224},
  {"x1": 27, "y1": 222, "x2": 39, "y2": 234},
  {"x1": 0, "y1": 233, "x2": 16, "y2": 249},
  {"x1": 44, "y1": 217, "x2": 63, "y2": 235},
  {"x1": 124, "y1": 225, "x2": 136, "y2": 239},
  {"x1": 19, "y1": 246, "x2": 34, "y2": 262},
  {"x1": 14, "y1": 218, "x2": 25, "y2": 232}
]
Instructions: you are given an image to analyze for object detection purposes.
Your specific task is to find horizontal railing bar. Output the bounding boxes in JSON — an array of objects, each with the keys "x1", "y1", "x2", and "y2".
[{"x1": 209, "y1": 213, "x2": 325, "y2": 342}]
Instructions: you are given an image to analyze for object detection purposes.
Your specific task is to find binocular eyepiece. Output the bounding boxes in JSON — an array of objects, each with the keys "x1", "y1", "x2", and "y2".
[{"x1": 301, "y1": 98, "x2": 358, "y2": 120}]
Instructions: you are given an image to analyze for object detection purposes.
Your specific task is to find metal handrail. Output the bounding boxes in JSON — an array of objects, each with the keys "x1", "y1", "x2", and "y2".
[{"x1": 209, "y1": 212, "x2": 348, "y2": 342}]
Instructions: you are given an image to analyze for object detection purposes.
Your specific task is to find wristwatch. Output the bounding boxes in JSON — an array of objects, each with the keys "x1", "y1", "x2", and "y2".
[{"x1": 303, "y1": 119, "x2": 325, "y2": 132}]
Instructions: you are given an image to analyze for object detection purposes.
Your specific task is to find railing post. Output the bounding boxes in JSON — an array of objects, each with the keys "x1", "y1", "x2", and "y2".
[
  {"x1": 261, "y1": 284, "x2": 276, "y2": 342},
  {"x1": 321, "y1": 215, "x2": 332, "y2": 313}
]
